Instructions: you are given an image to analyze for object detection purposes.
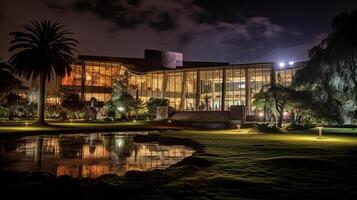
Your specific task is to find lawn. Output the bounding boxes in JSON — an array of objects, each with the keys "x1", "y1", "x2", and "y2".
[
  {"x1": 0, "y1": 124, "x2": 357, "y2": 199},
  {"x1": 0, "y1": 120, "x2": 168, "y2": 136},
  {"x1": 150, "y1": 130, "x2": 357, "y2": 199}
]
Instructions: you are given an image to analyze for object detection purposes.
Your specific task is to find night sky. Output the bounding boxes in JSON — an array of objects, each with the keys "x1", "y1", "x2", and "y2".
[{"x1": 1, "y1": 0, "x2": 356, "y2": 64}]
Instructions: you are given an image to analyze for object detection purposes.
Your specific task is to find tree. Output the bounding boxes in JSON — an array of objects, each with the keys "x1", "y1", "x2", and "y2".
[
  {"x1": 24, "y1": 88, "x2": 39, "y2": 118},
  {"x1": 146, "y1": 98, "x2": 169, "y2": 116},
  {"x1": 8, "y1": 20, "x2": 78, "y2": 125},
  {"x1": 103, "y1": 100, "x2": 117, "y2": 120},
  {"x1": 132, "y1": 98, "x2": 145, "y2": 119},
  {"x1": 253, "y1": 85, "x2": 311, "y2": 128},
  {"x1": 323, "y1": 11, "x2": 357, "y2": 100},
  {"x1": 0, "y1": 60, "x2": 26, "y2": 101},
  {"x1": 111, "y1": 71, "x2": 136, "y2": 119},
  {"x1": 253, "y1": 85, "x2": 275, "y2": 121},
  {"x1": 60, "y1": 90, "x2": 84, "y2": 119},
  {"x1": 294, "y1": 10, "x2": 357, "y2": 124},
  {"x1": 3, "y1": 93, "x2": 26, "y2": 120}
]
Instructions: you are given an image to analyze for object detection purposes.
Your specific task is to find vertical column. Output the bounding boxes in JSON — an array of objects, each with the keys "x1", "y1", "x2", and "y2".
[
  {"x1": 245, "y1": 68, "x2": 251, "y2": 115},
  {"x1": 81, "y1": 61, "x2": 86, "y2": 101},
  {"x1": 271, "y1": 63, "x2": 276, "y2": 86},
  {"x1": 180, "y1": 71, "x2": 187, "y2": 111},
  {"x1": 195, "y1": 70, "x2": 201, "y2": 111},
  {"x1": 161, "y1": 71, "x2": 168, "y2": 98},
  {"x1": 221, "y1": 67, "x2": 226, "y2": 111}
]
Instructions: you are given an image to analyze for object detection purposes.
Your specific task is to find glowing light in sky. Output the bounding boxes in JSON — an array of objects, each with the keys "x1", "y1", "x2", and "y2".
[{"x1": 279, "y1": 62, "x2": 285, "y2": 68}]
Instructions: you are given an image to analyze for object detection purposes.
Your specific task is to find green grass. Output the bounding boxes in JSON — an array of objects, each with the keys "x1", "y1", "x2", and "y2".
[
  {"x1": 310, "y1": 127, "x2": 357, "y2": 134},
  {"x1": 1, "y1": 123, "x2": 357, "y2": 199},
  {"x1": 0, "y1": 120, "x2": 156, "y2": 134},
  {"x1": 148, "y1": 130, "x2": 357, "y2": 199}
]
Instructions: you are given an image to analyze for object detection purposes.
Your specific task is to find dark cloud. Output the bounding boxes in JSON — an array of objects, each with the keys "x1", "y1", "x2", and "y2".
[
  {"x1": 128, "y1": 0, "x2": 141, "y2": 6},
  {"x1": 47, "y1": 0, "x2": 180, "y2": 31},
  {"x1": 72, "y1": 0, "x2": 143, "y2": 29},
  {"x1": 3, "y1": 0, "x2": 356, "y2": 63},
  {"x1": 46, "y1": 2, "x2": 68, "y2": 10},
  {"x1": 148, "y1": 12, "x2": 175, "y2": 31},
  {"x1": 177, "y1": 32, "x2": 196, "y2": 48}
]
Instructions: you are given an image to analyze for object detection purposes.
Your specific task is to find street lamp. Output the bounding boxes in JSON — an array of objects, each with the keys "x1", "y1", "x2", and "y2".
[
  {"x1": 237, "y1": 124, "x2": 241, "y2": 130},
  {"x1": 317, "y1": 126, "x2": 323, "y2": 138}
]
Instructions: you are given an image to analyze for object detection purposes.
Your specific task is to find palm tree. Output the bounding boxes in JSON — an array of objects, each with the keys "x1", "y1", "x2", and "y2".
[{"x1": 8, "y1": 20, "x2": 78, "y2": 125}]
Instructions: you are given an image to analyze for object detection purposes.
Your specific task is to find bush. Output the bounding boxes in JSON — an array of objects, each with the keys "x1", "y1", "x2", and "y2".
[
  {"x1": 0, "y1": 106, "x2": 7, "y2": 118},
  {"x1": 46, "y1": 104, "x2": 60, "y2": 119},
  {"x1": 146, "y1": 98, "x2": 169, "y2": 116},
  {"x1": 255, "y1": 123, "x2": 284, "y2": 133},
  {"x1": 287, "y1": 123, "x2": 313, "y2": 130},
  {"x1": 103, "y1": 100, "x2": 117, "y2": 120},
  {"x1": 59, "y1": 109, "x2": 68, "y2": 120}
]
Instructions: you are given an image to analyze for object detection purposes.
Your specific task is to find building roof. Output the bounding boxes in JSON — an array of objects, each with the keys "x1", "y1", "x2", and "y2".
[
  {"x1": 77, "y1": 49, "x2": 307, "y2": 73},
  {"x1": 78, "y1": 54, "x2": 229, "y2": 72}
]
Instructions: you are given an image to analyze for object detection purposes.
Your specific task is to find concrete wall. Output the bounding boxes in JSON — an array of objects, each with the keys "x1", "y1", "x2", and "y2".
[{"x1": 170, "y1": 111, "x2": 231, "y2": 121}]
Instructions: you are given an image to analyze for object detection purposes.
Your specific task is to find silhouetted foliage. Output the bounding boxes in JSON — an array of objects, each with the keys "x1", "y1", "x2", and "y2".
[
  {"x1": 146, "y1": 98, "x2": 169, "y2": 116},
  {"x1": 60, "y1": 90, "x2": 84, "y2": 119},
  {"x1": 294, "y1": 10, "x2": 357, "y2": 124},
  {"x1": 0, "y1": 61, "x2": 26, "y2": 100},
  {"x1": 8, "y1": 20, "x2": 78, "y2": 125},
  {"x1": 3, "y1": 93, "x2": 26, "y2": 120}
]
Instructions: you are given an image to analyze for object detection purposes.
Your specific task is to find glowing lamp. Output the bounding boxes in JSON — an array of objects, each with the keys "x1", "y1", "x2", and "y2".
[
  {"x1": 237, "y1": 124, "x2": 241, "y2": 130},
  {"x1": 279, "y1": 62, "x2": 285, "y2": 68},
  {"x1": 258, "y1": 112, "x2": 264, "y2": 117},
  {"x1": 289, "y1": 61, "x2": 294, "y2": 65},
  {"x1": 317, "y1": 126, "x2": 323, "y2": 137}
]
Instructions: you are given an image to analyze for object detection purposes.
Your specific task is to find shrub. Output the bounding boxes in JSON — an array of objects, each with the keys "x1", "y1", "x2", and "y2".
[
  {"x1": 0, "y1": 106, "x2": 7, "y2": 118},
  {"x1": 255, "y1": 123, "x2": 284, "y2": 133},
  {"x1": 146, "y1": 98, "x2": 169, "y2": 116}
]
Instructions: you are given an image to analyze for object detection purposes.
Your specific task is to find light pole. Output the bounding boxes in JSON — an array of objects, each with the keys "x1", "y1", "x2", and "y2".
[
  {"x1": 237, "y1": 124, "x2": 241, "y2": 131},
  {"x1": 317, "y1": 127, "x2": 323, "y2": 138}
]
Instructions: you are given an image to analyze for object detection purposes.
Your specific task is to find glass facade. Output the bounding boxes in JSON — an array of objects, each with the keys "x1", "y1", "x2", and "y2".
[
  {"x1": 61, "y1": 59, "x2": 300, "y2": 113},
  {"x1": 275, "y1": 67, "x2": 299, "y2": 86}
]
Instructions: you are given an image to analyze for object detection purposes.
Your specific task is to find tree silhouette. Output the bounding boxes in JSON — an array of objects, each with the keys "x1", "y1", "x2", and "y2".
[
  {"x1": 8, "y1": 20, "x2": 78, "y2": 125},
  {"x1": 0, "y1": 60, "x2": 25, "y2": 100}
]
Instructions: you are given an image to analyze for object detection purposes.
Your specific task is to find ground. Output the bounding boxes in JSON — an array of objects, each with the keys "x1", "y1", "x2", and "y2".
[{"x1": 0, "y1": 121, "x2": 357, "y2": 199}]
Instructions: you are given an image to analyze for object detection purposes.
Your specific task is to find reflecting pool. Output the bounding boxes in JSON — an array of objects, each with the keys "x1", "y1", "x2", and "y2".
[{"x1": 0, "y1": 133, "x2": 194, "y2": 178}]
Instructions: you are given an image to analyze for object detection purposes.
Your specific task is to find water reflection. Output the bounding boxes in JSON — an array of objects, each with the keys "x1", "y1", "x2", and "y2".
[{"x1": 0, "y1": 133, "x2": 194, "y2": 178}]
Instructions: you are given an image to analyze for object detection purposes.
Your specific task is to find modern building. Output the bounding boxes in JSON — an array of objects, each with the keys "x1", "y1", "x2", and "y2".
[{"x1": 60, "y1": 49, "x2": 304, "y2": 116}]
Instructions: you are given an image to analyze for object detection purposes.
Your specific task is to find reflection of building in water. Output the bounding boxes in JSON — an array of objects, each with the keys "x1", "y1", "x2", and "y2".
[
  {"x1": 2, "y1": 134, "x2": 194, "y2": 178},
  {"x1": 125, "y1": 144, "x2": 192, "y2": 172}
]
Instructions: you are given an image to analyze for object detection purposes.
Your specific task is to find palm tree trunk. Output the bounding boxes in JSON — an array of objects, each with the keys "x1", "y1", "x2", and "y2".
[{"x1": 36, "y1": 73, "x2": 46, "y2": 125}]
